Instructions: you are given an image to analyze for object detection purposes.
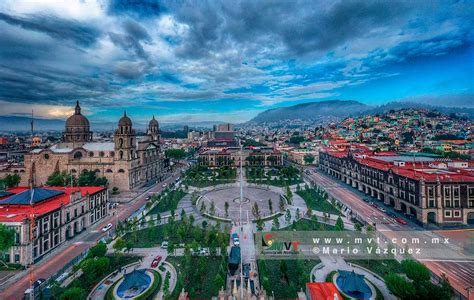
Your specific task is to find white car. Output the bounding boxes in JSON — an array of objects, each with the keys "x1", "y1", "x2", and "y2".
[
  {"x1": 102, "y1": 223, "x2": 113, "y2": 232},
  {"x1": 161, "y1": 241, "x2": 168, "y2": 249}
]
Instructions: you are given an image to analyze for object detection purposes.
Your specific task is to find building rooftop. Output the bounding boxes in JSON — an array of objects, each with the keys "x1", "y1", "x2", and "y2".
[{"x1": 0, "y1": 186, "x2": 105, "y2": 222}]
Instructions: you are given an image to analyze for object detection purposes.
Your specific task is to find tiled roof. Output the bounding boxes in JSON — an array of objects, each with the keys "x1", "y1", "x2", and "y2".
[{"x1": 0, "y1": 188, "x2": 64, "y2": 205}]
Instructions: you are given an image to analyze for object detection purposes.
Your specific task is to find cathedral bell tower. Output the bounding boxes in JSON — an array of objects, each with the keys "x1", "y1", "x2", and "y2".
[{"x1": 114, "y1": 111, "x2": 137, "y2": 161}]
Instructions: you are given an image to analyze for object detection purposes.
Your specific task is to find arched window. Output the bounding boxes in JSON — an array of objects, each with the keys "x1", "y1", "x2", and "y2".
[
  {"x1": 119, "y1": 151, "x2": 124, "y2": 160},
  {"x1": 71, "y1": 169, "x2": 77, "y2": 173},
  {"x1": 43, "y1": 153, "x2": 50, "y2": 160},
  {"x1": 94, "y1": 169, "x2": 100, "y2": 173},
  {"x1": 89, "y1": 152, "x2": 94, "y2": 157},
  {"x1": 118, "y1": 169, "x2": 125, "y2": 173},
  {"x1": 99, "y1": 151, "x2": 105, "y2": 157},
  {"x1": 73, "y1": 151, "x2": 82, "y2": 160},
  {"x1": 110, "y1": 151, "x2": 115, "y2": 157},
  {"x1": 119, "y1": 138, "x2": 123, "y2": 148},
  {"x1": 106, "y1": 169, "x2": 113, "y2": 173}
]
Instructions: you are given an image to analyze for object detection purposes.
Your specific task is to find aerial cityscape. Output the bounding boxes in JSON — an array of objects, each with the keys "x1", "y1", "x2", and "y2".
[{"x1": 0, "y1": 1, "x2": 473, "y2": 300}]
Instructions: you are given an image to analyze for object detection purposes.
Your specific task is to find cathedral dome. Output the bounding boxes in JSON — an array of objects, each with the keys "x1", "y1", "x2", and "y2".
[
  {"x1": 66, "y1": 101, "x2": 90, "y2": 127},
  {"x1": 149, "y1": 116, "x2": 159, "y2": 128},
  {"x1": 118, "y1": 111, "x2": 132, "y2": 127}
]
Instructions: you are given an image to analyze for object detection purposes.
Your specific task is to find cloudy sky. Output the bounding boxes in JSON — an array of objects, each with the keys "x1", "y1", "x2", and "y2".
[{"x1": 0, "y1": 0, "x2": 473, "y2": 124}]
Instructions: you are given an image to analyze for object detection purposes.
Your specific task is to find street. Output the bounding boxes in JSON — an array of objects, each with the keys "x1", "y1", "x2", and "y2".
[
  {"x1": 306, "y1": 169, "x2": 474, "y2": 299},
  {"x1": 0, "y1": 172, "x2": 180, "y2": 300}
]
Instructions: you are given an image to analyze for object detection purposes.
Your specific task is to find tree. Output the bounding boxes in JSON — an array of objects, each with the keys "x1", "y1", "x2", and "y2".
[
  {"x1": 335, "y1": 216, "x2": 344, "y2": 231},
  {"x1": 402, "y1": 260, "x2": 431, "y2": 282},
  {"x1": 224, "y1": 201, "x2": 229, "y2": 217},
  {"x1": 46, "y1": 171, "x2": 67, "y2": 186},
  {"x1": 77, "y1": 170, "x2": 108, "y2": 186},
  {"x1": 88, "y1": 242, "x2": 107, "y2": 258},
  {"x1": 285, "y1": 209, "x2": 292, "y2": 224},
  {"x1": 252, "y1": 202, "x2": 261, "y2": 219},
  {"x1": 113, "y1": 238, "x2": 126, "y2": 253},
  {"x1": 60, "y1": 287, "x2": 86, "y2": 300},
  {"x1": 285, "y1": 185, "x2": 293, "y2": 204},
  {"x1": 306, "y1": 207, "x2": 313, "y2": 218},
  {"x1": 272, "y1": 217, "x2": 280, "y2": 230},
  {"x1": 384, "y1": 273, "x2": 416, "y2": 299},
  {"x1": 279, "y1": 197, "x2": 285, "y2": 211},
  {"x1": 210, "y1": 201, "x2": 216, "y2": 216},
  {"x1": 165, "y1": 149, "x2": 186, "y2": 160},
  {"x1": 0, "y1": 224, "x2": 15, "y2": 257},
  {"x1": 268, "y1": 199, "x2": 273, "y2": 213},
  {"x1": 304, "y1": 154, "x2": 315, "y2": 165},
  {"x1": 1, "y1": 174, "x2": 21, "y2": 189}
]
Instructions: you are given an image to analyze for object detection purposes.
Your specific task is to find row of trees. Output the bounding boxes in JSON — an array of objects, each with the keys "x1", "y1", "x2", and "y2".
[
  {"x1": 0, "y1": 174, "x2": 21, "y2": 189},
  {"x1": 385, "y1": 260, "x2": 453, "y2": 300},
  {"x1": 46, "y1": 170, "x2": 108, "y2": 187}
]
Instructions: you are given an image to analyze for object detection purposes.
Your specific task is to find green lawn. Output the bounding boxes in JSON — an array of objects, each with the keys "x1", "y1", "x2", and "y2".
[
  {"x1": 297, "y1": 188, "x2": 340, "y2": 215},
  {"x1": 167, "y1": 256, "x2": 227, "y2": 299},
  {"x1": 122, "y1": 220, "x2": 229, "y2": 249},
  {"x1": 258, "y1": 259, "x2": 320, "y2": 298},
  {"x1": 280, "y1": 218, "x2": 337, "y2": 231},
  {"x1": 345, "y1": 259, "x2": 403, "y2": 278},
  {"x1": 148, "y1": 189, "x2": 186, "y2": 215},
  {"x1": 184, "y1": 166, "x2": 236, "y2": 187}
]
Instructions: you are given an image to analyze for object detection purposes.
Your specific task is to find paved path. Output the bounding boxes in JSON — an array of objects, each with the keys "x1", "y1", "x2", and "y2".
[{"x1": 312, "y1": 255, "x2": 395, "y2": 300}]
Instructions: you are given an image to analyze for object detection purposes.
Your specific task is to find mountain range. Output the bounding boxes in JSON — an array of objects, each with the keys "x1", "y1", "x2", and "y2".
[{"x1": 249, "y1": 100, "x2": 474, "y2": 124}]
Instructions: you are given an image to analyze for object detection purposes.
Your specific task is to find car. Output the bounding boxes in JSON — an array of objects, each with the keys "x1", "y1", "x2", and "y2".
[
  {"x1": 151, "y1": 255, "x2": 162, "y2": 268},
  {"x1": 387, "y1": 212, "x2": 397, "y2": 218},
  {"x1": 231, "y1": 233, "x2": 240, "y2": 246},
  {"x1": 162, "y1": 183, "x2": 168, "y2": 188},
  {"x1": 55, "y1": 272, "x2": 69, "y2": 284},
  {"x1": 102, "y1": 223, "x2": 113, "y2": 232},
  {"x1": 377, "y1": 207, "x2": 386, "y2": 213},
  {"x1": 160, "y1": 241, "x2": 168, "y2": 249},
  {"x1": 396, "y1": 218, "x2": 408, "y2": 225},
  {"x1": 381, "y1": 217, "x2": 390, "y2": 224},
  {"x1": 33, "y1": 278, "x2": 46, "y2": 289}
]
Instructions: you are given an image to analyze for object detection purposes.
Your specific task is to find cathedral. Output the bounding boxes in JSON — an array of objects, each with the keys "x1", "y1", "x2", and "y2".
[{"x1": 21, "y1": 101, "x2": 165, "y2": 192}]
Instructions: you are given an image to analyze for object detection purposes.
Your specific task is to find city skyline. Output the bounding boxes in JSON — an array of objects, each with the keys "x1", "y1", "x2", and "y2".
[{"x1": 0, "y1": 0, "x2": 473, "y2": 124}]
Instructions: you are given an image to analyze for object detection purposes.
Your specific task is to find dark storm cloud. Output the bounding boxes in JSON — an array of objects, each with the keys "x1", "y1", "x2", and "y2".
[
  {"x1": 0, "y1": 12, "x2": 100, "y2": 46},
  {"x1": 109, "y1": 19, "x2": 154, "y2": 78},
  {"x1": 170, "y1": 0, "x2": 409, "y2": 58},
  {"x1": 108, "y1": 0, "x2": 163, "y2": 18}
]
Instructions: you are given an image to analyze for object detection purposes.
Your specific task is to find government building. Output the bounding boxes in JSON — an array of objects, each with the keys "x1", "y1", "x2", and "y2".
[
  {"x1": 319, "y1": 147, "x2": 474, "y2": 226},
  {"x1": 20, "y1": 101, "x2": 165, "y2": 192}
]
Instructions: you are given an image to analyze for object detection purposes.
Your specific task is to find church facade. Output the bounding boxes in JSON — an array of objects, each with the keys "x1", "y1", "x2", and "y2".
[{"x1": 21, "y1": 101, "x2": 165, "y2": 192}]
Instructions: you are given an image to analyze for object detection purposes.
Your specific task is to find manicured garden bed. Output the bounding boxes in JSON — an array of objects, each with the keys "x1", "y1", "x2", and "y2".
[
  {"x1": 280, "y1": 218, "x2": 337, "y2": 231},
  {"x1": 297, "y1": 188, "x2": 340, "y2": 215},
  {"x1": 258, "y1": 259, "x2": 321, "y2": 298},
  {"x1": 167, "y1": 256, "x2": 227, "y2": 299},
  {"x1": 148, "y1": 189, "x2": 186, "y2": 215},
  {"x1": 122, "y1": 220, "x2": 229, "y2": 249}
]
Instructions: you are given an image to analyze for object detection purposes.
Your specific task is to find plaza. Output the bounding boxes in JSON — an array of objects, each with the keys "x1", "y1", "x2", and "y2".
[{"x1": 199, "y1": 186, "x2": 285, "y2": 221}]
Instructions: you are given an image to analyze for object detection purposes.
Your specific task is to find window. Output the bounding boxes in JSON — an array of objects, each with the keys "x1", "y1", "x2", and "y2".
[
  {"x1": 106, "y1": 169, "x2": 113, "y2": 173},
  {"x1": 453, "y1": 186, "x2": 460, "y2": 199},
  {"x1": 99, "y1": 151, "x2": 105, "y2": 157},
  {"x1": 444, "y1": 210, "x2": 452, "y2": 217},
  {"x1": 444, "y1": 186, "x2": 451, "y2": 199},
  {"x1": 428, "y1": 199, "x2": 435, "y2": 208},
  {"x1": 89, "y1": 152, "x2": 94, "y2": 157},
  {"x1": 409, "y1": 194, "x2": 415, "y2": 203},
  {"x1": 445, "y1": 199, "x2": 451, "y2": 208},
  {"x1": 427, "y1": 187, "x2": 434, "y2": 199},
  {"x1": 468, "y1": 187, "x2": 474, "y2": 199},
  {"x1": 453, "y1": 211, "x2": 461, "y2": 217},
  {"x1": 118, "y1": 169, "x2": 125, "y2": 173},
  {"x1": 43, "y1": 153, "x2": 49, "y2": 160}
]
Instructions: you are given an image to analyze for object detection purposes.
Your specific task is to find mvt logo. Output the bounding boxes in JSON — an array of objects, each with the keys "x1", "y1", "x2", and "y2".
[{"x1": 261, "y1": 233, "x2": 300, "y2": 253}]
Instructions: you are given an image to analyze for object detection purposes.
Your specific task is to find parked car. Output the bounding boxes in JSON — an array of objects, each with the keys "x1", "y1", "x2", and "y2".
[
  {"x1": 160, "y1": 241, "x2": 168, "y2": 249},
  {"x1": 162, "y1": 183, "x2": 168, "y2": 188},
  {"x1": 377, "y1": 207, "x2": 386, "y2": 213},
  {"x1": 55, "y1": 272, "x2": 69, "y2": 284},
  {"x1": 102, "y1": 223, "x2": 113, "y2": 232},
  {"x1": 151, "y1": 255, "x2": 162, "y2": 268},
  {"x1": 396, "y1": 218, "x2": 408, "y2": 225},
  {"x1": 387, "y1": 212, "x2": 397, "y2": 218}
]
